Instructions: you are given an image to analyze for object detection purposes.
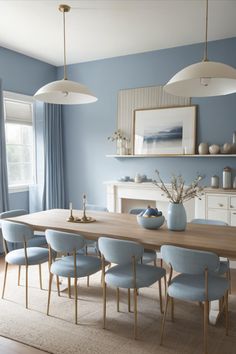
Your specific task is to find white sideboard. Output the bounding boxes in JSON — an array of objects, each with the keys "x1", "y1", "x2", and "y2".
[
  {"x1": 104, "y1": 181, "x2": 195, "y2": 221},
  {"x1": 195, "y1": 188, "x2": 236, "y2": 226}
]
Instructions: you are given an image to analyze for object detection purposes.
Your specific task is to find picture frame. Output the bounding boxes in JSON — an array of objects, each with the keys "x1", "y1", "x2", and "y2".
[{"x1": 133, "y1": 105, "x2": 196, "y2": 155}]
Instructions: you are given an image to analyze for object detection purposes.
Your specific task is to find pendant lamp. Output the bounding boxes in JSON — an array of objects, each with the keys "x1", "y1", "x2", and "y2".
[
  {"x1": 164, "y1": 0, "x2": 236, "y2": 97},
  {"x1": 34, "y1": 4, "x2": 97, "y2": 104}
]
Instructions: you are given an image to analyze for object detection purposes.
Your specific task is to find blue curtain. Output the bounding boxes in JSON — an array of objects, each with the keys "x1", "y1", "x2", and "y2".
[
  {"x1": 43, "y1": 103, "x2": 65, "y2": 209},
  {"x1": 0, "y1": 79, "x2": 9, "y2": 212}
]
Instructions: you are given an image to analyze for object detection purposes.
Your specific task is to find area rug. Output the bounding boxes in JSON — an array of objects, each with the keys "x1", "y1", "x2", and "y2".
[{"x1": 0, "y1": 263, "x2": 235, "y2": 354}]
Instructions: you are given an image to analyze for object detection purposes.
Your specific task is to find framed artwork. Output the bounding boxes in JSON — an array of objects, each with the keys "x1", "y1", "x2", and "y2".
[{"x1": 133, "y1": 105, "x2": 196, "y2": 155}]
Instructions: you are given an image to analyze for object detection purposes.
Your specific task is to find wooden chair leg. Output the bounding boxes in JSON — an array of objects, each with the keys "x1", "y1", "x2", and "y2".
[
  {"x1": 203, "y1": 300, "x2": 209, "y2": 354},
  {"x1": 68, "y1": 277, "x2": 71, "y2": 298},
  {"x1": 160, "y1": 294, "x2": 170, "y2": 345},
  {"x1": 225, "y1": 291, "x2": 229, "y2": 336},
  {"x1": 25, "y1": 265, "x2": 28, "y2": 309},
  {"x1": 128, "y1": 288, "x2": 131, "y2": 312},
  {"x1": 134, "y1": 288, "x2": 138, "y2": 339},
  {"x1": 87, "y1": 276, "x2": 90, "y2": 287},
  {"x1": 227, "y1": 268, "x2": 231, "y2": 294},
  {"x1": 116, "y1": 288, "x2": 120, "y2": 312},
  {"x1": 74, "y1": 277, "x2": 78, "y2": 324},
  {"x1": 56, "y1": 275, "x2": 60, "y2": 296},
  {"x1": 164, "y1": 275, "x2": 167, "y2": 297},
  {"x1": 171, "y1": 296, "x2": 174, "y2": 322},
  {"x1": 160, "y1": 259, "x2": 163, "y2": 267},
  {"x1": 159, "y1": 280, "x2": 163, "y2": 314},
  {"x1": 154, "y1": 259, "x2": 157, "y2": 267},
  {"x1": 39, "y1": 264, "x2": 43, "y2": 290},
  {"x1": 47, "y1": 273, "x2": 53, "y2": 315},
  {"x1": 18, "y1": 265, "x2": 21, "y2": 286},
  {"x1": 2, "y1": 262, "x2": 8, "y2": 299},
  {"x1": 103, "y1": 282, "x2": 107, "y2": 329}
]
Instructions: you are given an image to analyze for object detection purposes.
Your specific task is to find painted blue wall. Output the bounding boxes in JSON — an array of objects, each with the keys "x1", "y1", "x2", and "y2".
[
  {"x1": 0, "y1": 46, "x2": 56, "y2": 211},
  {"x1": 61, "y1": 37, "x2": 236, "y2": 208}
]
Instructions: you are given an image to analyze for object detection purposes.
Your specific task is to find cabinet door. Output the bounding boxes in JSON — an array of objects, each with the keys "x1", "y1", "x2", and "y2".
[
  {"x1": 230, "y1": 196, "x2": 236, "y2": 210},
  {"x1": 207, "y1": 209, "x2": 229, "y2": 224},
  {"x1": 231, "y1": 211, "x2": 236, "y2": 226}
]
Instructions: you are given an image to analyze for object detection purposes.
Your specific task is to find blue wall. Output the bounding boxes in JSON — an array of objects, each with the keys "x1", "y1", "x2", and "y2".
[
  {"x1": 61, "y1": 37, "x2": 236, "y2": 208},
  {"x1": 0, "y1": 46, "x2": 56, "y2": 210}
]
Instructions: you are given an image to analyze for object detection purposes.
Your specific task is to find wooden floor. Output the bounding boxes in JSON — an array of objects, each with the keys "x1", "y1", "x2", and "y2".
[{"x1": 0, "y1": 257, "x2": 236, "y2": 354}]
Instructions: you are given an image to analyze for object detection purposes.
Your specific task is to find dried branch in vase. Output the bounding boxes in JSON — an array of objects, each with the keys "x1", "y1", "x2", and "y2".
[{"x1": 153, "y1": 170, "x2": 205, "y2": 204}]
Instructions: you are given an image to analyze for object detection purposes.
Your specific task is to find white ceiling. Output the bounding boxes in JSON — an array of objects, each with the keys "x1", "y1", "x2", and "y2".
[{"x1": 0, "y1": 0, "x2": 235, "y2": 67}]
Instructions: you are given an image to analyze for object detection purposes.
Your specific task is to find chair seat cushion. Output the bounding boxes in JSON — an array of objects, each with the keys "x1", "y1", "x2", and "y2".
[
  {"x1": 105, "y1": 263, "x2": 166, "y2": 289},
  {"x1": 6, "y1": 247, "x2": 49, "y2": 266},
  {"x1": 50, "y1": 255, "x2": 102, "y2": 278},
  {"x1": 168, "y1": 273, "x2": 229, "y2": 302}
]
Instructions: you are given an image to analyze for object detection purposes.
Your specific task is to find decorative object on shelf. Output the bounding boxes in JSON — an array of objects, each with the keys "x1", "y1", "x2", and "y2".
[
  {"x1": 209, "y1": 144, "x2": 220, "y2": 154},
  {"x1": 233, "y1": 176, "x2": 236, "y2": 189},
  {"x1": 134, "y1": 106, "x2": 196, "y2": 155},
  {"x1": 198, "y1": 142, "x2": 209, "y2": 155},
  {"x1": 153, "y1": 170, "x2": 204, "y2": 231},
  {"x1": 211, "y1": 175, "x2": 219, "y2": 188},
  {"x1": 164, "y1": 0, "x2": 236, "y2": 97},
  {"x1": 134, "y1": 173, "x2": 142, "y2": 183},
  {"x1": 221, "y1": 143, "x2": 232, "y2": 154},
  {"x1": 231, "y1": 131, "x2": 236, "y2": 154},
  {"x1": 108, "y1": 129, "x2": 127, "y2": 155},
  {"x1": 223, "y1": 167, "x2": 232, "y2": 189},
  {"x1": 34, "y1": 5, "x2": 97, "y2": 105},
  {"x1": 136, "y1": 206, "x2": 165, "y2": 230}
]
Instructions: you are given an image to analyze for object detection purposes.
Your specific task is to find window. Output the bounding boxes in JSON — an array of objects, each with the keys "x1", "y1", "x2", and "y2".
[{"x1": 4, "y1": 92, "x2": 36, "y2": 190}]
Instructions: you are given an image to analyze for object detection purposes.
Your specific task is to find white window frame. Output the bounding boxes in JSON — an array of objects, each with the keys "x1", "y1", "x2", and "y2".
[{"x1": 3, "y1": 91, "x2": 37, "y2": 193}]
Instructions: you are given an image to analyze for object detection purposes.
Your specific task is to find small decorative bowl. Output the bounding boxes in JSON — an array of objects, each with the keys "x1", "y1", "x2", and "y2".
[{"x1": 137, "y1": 214, "x2": 165, "y2": 230}]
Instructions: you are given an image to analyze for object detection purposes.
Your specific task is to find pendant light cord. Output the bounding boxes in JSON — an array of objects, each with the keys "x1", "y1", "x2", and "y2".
[
  {"x1": 63, "y1": 9, "x2": 68, "y2": 80},
  {"x1": 203, "y1": 0, "x2": 208, "y2": 61}
]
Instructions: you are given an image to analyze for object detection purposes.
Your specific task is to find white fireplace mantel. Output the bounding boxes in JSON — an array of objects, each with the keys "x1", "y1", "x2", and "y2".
[{"x1": 104, "y1": 181, "x2": 195, "y2": 221}]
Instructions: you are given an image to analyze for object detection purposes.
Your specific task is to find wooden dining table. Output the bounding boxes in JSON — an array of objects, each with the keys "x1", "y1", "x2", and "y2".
[{"x1": 6, "y1": 208, "x2": 236, "y2": 259}]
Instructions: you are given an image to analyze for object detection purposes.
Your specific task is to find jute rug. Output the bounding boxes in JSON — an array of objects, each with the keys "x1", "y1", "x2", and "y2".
[{"x1": 0, "y1": 263, "x2": 235, "y2": 354}]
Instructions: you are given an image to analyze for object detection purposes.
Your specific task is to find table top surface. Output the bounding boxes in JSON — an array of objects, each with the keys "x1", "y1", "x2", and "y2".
[{"x1": 6, "y1": 208, "x2": 236, "y2": 258}]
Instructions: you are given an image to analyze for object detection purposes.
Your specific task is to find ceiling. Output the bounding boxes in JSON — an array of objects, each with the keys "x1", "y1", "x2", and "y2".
[{"x1": 0, "y1": 0, "x2": 235, "y2": 67}]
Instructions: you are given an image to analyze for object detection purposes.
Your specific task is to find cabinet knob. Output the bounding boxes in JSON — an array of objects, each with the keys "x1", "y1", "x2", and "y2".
[
  {"x1": 233, "y1": 212, "x2": 236, "y2": 215},
  {"x1": 218, "y1": 203, "x2": 224, "y2": 207},
  {"x1": 230, "y1": 205, "x2": 234, "y2": 209}
]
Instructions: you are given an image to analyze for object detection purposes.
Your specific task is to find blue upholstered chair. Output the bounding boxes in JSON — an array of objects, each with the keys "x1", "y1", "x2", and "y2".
[
  {"x1": 160, "y1": 245, "x2": 229, "y2": 354},
  {"x1": 98, "y1": 237, "x2": 166, "y2": 338},
  {"x1": 45, "y1": 229, "x2": 103, "y2": 324},
  {"x1": 191, "y1": 218, "x2": 230, "y2": 286},
  {"x1": 1, "y1": 220, "x2": 49, "y2": 308},
  {"x1": 0, "y1": 209, "x2": 47, "y2": 287}
]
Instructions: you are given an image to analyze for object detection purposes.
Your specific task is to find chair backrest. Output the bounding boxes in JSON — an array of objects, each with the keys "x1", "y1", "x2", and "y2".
[
  {"x1": 161, "y1": 245, "x2": 220, "y2": 275},
  {"x1": 0, "y1": 209, "x2": 27, "y2": 219},
  {"x1": 129, "y1": 208, "x2": 145, "y2": 215},
  {"x1": 1, "y1": 220, "x2": 34, "y2": 243},
  {"x1": 98, "y1": 237, "x2": 144, "y2": 264},
  {"x1": 86, "y1": 204, "x2": 108, "y2": 212},
  {"x1": 45, "y1": 229, "x2": 85, "y2": 253},
  {"x1": 191, "y1": 218, "x2": 228, "y2": 226}
]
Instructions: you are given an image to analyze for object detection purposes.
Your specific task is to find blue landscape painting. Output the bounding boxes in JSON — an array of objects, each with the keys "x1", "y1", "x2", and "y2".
[{"x1": 143, "y1": 126, "x2": 183, "y2": 144}]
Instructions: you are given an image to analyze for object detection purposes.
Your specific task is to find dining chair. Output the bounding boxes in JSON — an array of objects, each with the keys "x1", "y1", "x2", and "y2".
[
  {"x1": 98, "y1": 237, "x2": 166, "y2": 339},
  {"x1": 1, "y1": 220, "x2": 49, "y2": 308},
  {"x1": 160, "y1": 245, "x2": 229, "y2": 354},
  {"x1": 0, "y1": 209, "x2": 47, "y2": 287},
  {"x1": 129, "y1": 208, "x2": 158, "y2": 266},
  {"x1": 191, "y1": 218, "x2": 230, "y2": 288},
  {"x1": 45, "y1": 229, "x2": 103, "y2": 324}
]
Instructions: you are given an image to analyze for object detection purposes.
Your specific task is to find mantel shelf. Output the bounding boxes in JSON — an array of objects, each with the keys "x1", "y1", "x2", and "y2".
[{"x1": 106, "y1": 154, "x2": 236, "y2": 158}]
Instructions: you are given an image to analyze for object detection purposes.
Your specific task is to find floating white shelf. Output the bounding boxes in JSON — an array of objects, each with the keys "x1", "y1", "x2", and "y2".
[{"x1": 106, "y1": 154, "x2": 236, "y2": 158}]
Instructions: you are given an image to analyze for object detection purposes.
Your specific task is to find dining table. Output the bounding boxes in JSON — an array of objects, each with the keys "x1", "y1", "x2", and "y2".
[{"x1": 5, "y1": 208, "x2": 236, "y2": 325}]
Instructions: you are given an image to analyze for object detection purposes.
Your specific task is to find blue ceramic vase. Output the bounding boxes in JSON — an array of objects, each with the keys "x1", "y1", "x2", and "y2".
[{"x1": 167, "y1": 203, "x2": 187, "y2": 231}]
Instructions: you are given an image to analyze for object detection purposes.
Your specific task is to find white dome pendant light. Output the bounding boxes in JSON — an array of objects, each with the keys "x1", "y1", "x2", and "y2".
[
  {"x1": 164, "y1": 0, "x2": 236, "y2": 97},
  {"x1": 34, "y1": 4, "x2": 97, "y2": 104}
]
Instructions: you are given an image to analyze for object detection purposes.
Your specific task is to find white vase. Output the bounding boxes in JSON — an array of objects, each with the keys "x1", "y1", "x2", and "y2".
[
  {"x1": 116, "y1": 139, "x2": 126, "y2": 155},
  {"x1": 167, "y1": 203, "x2": 187, "y2": 231}
]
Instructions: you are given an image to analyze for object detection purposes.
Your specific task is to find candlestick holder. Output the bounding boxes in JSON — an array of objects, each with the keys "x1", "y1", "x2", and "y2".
[{"x1": 66, "y1": 194, "x2": 96, "y2": 223}]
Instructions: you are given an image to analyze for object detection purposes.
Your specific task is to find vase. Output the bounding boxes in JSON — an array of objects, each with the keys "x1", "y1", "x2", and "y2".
[
  {"x1": 116, "y1": 138, "x2": 126, "y2": 155},
  {"x1": 167, "y1": 203, "x2": 187, "y2": 231}
]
